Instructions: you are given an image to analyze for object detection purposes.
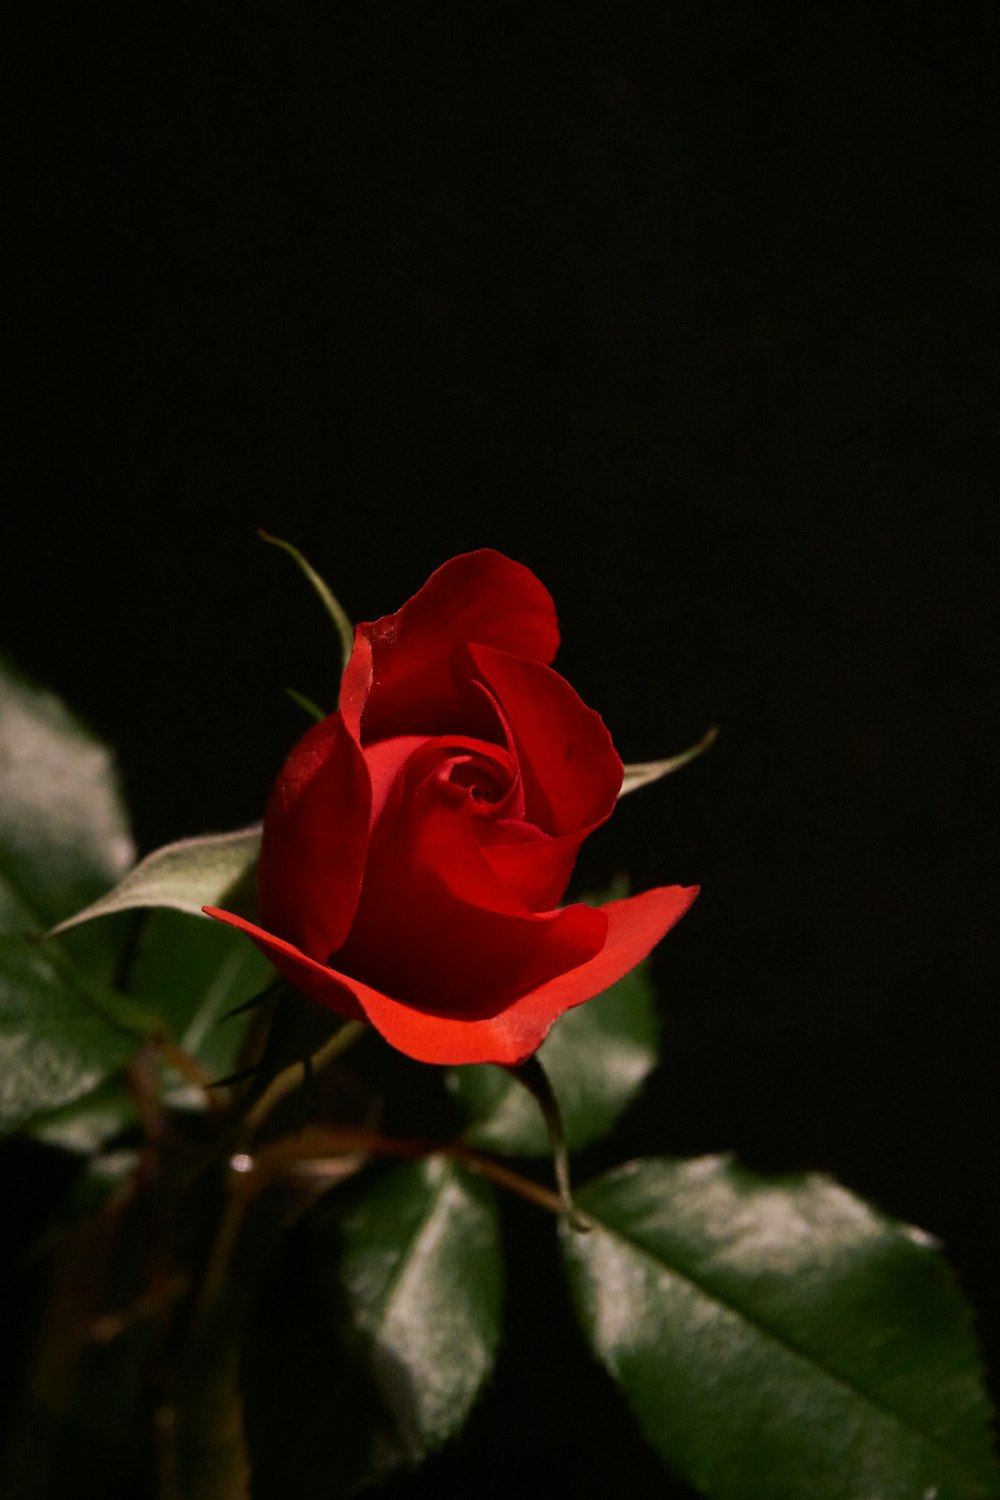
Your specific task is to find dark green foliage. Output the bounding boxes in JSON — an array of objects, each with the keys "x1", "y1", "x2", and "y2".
[{"x1": 562, "y1": 1157, "x2": 1000, "y2": 1500}]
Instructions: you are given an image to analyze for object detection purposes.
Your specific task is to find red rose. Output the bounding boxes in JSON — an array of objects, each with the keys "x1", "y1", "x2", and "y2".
[{"x1": 206, "y1": 550, "x2": 697, "y2": 1065}]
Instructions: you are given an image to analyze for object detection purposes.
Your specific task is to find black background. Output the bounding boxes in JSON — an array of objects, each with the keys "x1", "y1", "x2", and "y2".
[{"x1": 3, "y1": 4, "x2": 998, "y2": 1495}]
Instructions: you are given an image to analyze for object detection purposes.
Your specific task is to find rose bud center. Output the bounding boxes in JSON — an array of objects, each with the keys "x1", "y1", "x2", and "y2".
[{"x1": 444, "y1": 753, "x2": 511, "y2": 806}]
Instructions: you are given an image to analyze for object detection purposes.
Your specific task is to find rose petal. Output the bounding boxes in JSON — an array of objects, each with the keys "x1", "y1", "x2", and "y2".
[
  {"x1": 470, "y1": 643, "x2": 623, "y2": 836},
  {"x1": 202, "y1": 907, "x2": 367, "y2": 1022},
  {"x1": 362, "y1": 734, "x2": 430, "y2": 830},
  {"x1": 340, "y1": 550, "x2": 560, "y2": 743},
  {"x1": 364, "y1": 732, "x2": 522, "y2": 833},
  {"x1": 480, "y1": 830, "x2": 582, "y2": 912},
  {"x1": 257, "y1": 712, "x2": 371, "y2": 960},
  {"x1": 207, "y1": 885, "x2": 699, "y2": 1066},
  {"x1": 325, "y1": 884, "x2": 700, "y2": 1065},
  {"x1": 463, "y1": 669, "x2": 582, "y2": 907},
  {"x1": 334, "y1": 751, "x2": 606, "y2": 1011}
]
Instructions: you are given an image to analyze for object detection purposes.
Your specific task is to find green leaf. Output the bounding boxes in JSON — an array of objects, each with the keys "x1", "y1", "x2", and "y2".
[
  {"x1": 22, "y1": 911, "x2": 272, "y2": 1143},
  {"x1": 0, "y1": 937, "x2": 148, "y2": 1136},
  {"x1": 0, "y1": 654, "x2": 134, "y2": 981},
  {"x1": 126, "y1": 907, "x2": 273, "y2": 1081},
  {"x1": 561, "y1": 1156, "x2": 1000, "y2": 1500},
  {"x1": 28, "y1": 1077, "x2": 139, "y2": 1154},
  {"x1": 448, "y1": 956, "x2": 658, "y2": 1156},
  {"x1": 619, "y1": 725, "x2": 718, "y2": 798},
  {"x1": 244, "y1": 1157, "x2": 503, "y2": 1498},
  {"x1": 320, "y1": 1157, "x2": 503, "y2": 1459},
  {"x1": 48, "y1": 825, "x2": 261, "y2": 935}
]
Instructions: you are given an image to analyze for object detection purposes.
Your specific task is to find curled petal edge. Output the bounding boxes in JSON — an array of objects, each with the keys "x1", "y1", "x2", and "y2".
[
  {"x1": 204, "y1": 883, "x2": 697, "y2": 1067},
  {"x1": 339, "y1": 549, "x2": 561, "y2": 743}
]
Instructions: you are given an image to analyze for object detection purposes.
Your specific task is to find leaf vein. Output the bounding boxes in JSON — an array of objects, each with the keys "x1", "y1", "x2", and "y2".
[{"x1": 585, "y1": 1215, "x2": 988, "y2": 1485}]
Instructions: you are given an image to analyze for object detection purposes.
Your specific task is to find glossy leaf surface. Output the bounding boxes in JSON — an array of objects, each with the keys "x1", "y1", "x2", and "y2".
[
  {"x1": 244, "y1": 1157, "x2": 503, "y2": 1498},
  {"x1": 562, "y1": 1156, "x2": 999, "y2": 1500},
  {"x1": 448, "y1": 956, "x2": 658, "y2": 1156}
]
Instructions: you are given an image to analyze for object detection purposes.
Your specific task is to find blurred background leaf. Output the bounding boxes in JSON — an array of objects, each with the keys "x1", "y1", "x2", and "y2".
[
  {"x1": 127, "y1": 907, "x2": 273, "y2": 1083},
  {"x1": 0, "y1": 656, "x2": 134, "y2": 982},
  {"x1": 0, "y1": 939, "x2": 149, "y2": 1137}
]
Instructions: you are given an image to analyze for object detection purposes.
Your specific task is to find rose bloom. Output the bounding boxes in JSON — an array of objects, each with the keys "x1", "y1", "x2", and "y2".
[{"x1": 207, "y1": 551, "x2": 697, "y2": 1065}]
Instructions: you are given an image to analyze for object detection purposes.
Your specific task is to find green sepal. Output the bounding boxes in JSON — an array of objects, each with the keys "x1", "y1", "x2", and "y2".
[
  {"x1": 259, "y1": 530, "x2": 355, "y2": 680},
  {"x1": 285, "y1": 686, "x2": 327, "y2": 723},
  {"x1": 619, "y1": 725, "x2": 717, "y2": 798},
  {"x1": 48, "y1": 825, "x2": 261, "y2": 936}
]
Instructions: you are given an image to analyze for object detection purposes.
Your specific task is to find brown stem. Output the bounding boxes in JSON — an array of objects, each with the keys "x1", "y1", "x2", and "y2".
[
  {"x1": 241, "y1": 1019, "x2": 366, "y2": 1135},
  {"x1": 215, "y1": 1123, "x2": 573, "y2": 1220}
]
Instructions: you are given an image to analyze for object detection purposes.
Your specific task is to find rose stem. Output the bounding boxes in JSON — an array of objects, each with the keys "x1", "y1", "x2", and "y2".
[
  {"x1": 195, "y1": 1020, "x2": 367, "y2": 1310},
  {"x1": 219, "y1": 1124, "x2": 576, "y2": 1221},
  {"x1": 501, "y1": 1056, "x2": 589, "y2": 1230},
  {"x1": 203, "y1": 1038, "x2": 587, "y2": 1317},
  {"x1": 241, "y1": 1018, "x2": 367, "y2": 1135},
  {"x1": 201, "y1": 1017, "x2": 373, "y2": 1310}
]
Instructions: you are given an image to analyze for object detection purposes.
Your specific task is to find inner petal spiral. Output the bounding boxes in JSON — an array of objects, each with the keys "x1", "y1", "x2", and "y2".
[{"x1": 444, "y1": 752, "x2": 511, "y2": 805}]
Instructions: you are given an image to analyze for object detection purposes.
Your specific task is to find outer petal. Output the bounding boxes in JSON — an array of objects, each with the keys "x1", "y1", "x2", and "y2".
[
  {"x1": 340, "y1": 550, "x2": 560, "y2": 743},
  {"x1": 257, "y1": 712, "x2": 371, "y2": 960},
  {"x1": 321, "y1": 885, "x2": 699, "y2": 1065},
  {"x1": 202, "y1": 907, "x2": 366, "y2": 1022}
]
